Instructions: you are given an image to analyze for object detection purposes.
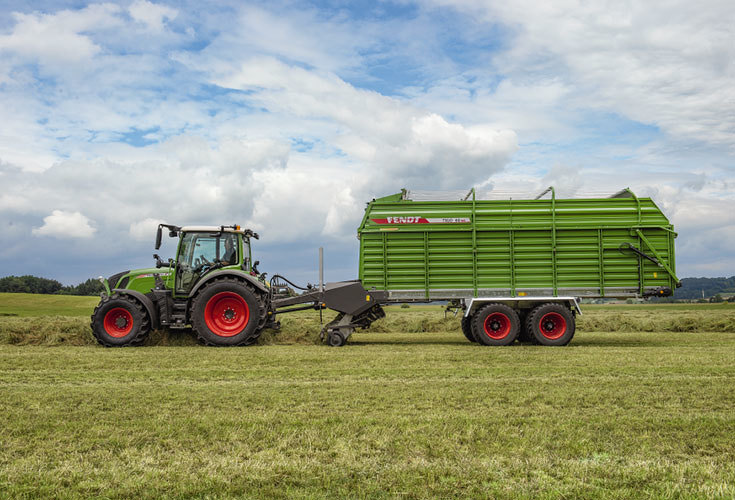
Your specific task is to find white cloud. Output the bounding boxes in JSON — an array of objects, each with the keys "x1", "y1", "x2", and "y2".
[
  {"x1": 541, "y1": 164, "x2": 583, "y2": 198},
  {"x1": 32, "y1": 210, "x2": 96, "y2": 239},
  {"x1": 215, "y1": 57, "x2": 517, "y2": 190},
  {"x1": 0, "y1": 4, "x2": 122, "y2": 66},
  {"x1": 129, "y1": 218, "x2": 164, "y2": 241},
  {"x1": 193, "y1": 4, "x2": 375, "y2": 75},
  {"x1": 428, "y1": 0, "x2": 735, "y2": 149},
  {"x1": 128, "y1": 0, "x2": 178, "y2": 33}
]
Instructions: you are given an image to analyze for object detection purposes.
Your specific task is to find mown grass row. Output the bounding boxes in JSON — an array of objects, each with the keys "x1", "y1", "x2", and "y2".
[{"x1": 1, "y1": 304, "x2": 733, "y2": 346}]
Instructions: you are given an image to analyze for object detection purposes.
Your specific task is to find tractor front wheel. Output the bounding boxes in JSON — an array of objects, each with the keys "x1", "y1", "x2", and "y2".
[
  {"x1": 191, "y1": 278, "x2": 262, "y2": 346},
  {"x1": 90, "y1": 294, "x2": 150, "y2": 347}
]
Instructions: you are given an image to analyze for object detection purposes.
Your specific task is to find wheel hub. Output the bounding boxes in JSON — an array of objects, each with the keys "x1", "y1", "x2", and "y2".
[
  {"x1": 203, "y1": 291, "x2": 250, "y2": 337},
  {"x1": 538, "y1": 312, "x2": 567, "y2": 340},
  {"x1": 483, "y1": 312, "x2": 511, "y2": 340},
  {"x1": 102, "y1": 307, "x2": 134, "y2": 338}
]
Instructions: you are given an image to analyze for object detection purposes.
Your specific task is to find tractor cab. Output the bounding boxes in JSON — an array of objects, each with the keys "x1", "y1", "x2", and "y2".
[{"x1": 153, "y1": 224, "x2": 260, "y2": 296}]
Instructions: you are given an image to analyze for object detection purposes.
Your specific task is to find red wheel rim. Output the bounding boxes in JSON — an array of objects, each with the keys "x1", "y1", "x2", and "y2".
[
  {"x1": 539, "y1": 312, "x2": 567, "y2": 340},
  {"x1": 204, "y1": 292, "x2": 250, "y2": 337},
  {"x1": 103, "y1": 308, "x2": 134, "y2": 338},
  {"x1": 483, "y1": 312, "x2": 511, "y2": 340}
]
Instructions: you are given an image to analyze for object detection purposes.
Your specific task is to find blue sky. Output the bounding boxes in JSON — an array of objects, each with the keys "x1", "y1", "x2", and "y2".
[{"x1": 0, "y1": 0, "x2": 733, "y2": 285}]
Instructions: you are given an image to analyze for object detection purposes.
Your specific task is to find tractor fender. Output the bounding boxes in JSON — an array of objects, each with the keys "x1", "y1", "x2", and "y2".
[
  {"x1": 112, "y1": 288, "x2": 160, "y2": 329},
  {"x1": 188, "y1": 270, "x2": 269, "y2": 299}
]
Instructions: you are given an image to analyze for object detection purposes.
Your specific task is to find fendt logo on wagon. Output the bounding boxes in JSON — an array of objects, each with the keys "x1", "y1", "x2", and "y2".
[{"x1": 371, "y1": 216, "x2": 471, "y2": 224}]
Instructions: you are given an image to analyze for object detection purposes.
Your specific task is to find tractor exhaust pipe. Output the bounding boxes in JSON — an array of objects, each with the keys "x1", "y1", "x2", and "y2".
[{"x1": 319, "y1": 247, "x2": 324, "y2": 292}]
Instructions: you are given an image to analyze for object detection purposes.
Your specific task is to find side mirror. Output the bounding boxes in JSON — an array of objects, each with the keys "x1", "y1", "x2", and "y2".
[
  {"x1": 155, "y1": 225, "x2": 162, "y2": 250},
  {"x1": 153, "y1": 254, "x2": 172, "y2": 268}
]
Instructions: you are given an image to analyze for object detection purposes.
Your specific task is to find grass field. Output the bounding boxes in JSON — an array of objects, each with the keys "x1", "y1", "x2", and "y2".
[{"x1": 0, "y1": 293, "x2": 734, "y2": 498}]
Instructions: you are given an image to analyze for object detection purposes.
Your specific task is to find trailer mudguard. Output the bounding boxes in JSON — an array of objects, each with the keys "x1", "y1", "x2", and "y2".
[
  {"x1": 187, "y1": 270, "x2": 269, "y2": 298},
  {"x1": 112, "y1": 288, "x2": 160, "y2": 329}
]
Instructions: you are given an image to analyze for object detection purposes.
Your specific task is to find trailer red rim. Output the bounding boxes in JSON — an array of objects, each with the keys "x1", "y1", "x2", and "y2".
[
  {"x1": 483, "y1": 312, "x2": 511, "y2": 340},
  {"x1": 539, "y1": 312, "x2": 566, "y2": 340},
  {"x1": 103, "y1": 308, "x2": 134, "y2": 337},
  {"x1": 204, "y1": 291, "x2": 250, "y2": 337}
]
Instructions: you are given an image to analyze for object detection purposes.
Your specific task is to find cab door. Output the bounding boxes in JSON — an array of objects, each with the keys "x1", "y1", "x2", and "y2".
[{"x1": 174, "y1": 232, "x2": 220, "y2": 296}]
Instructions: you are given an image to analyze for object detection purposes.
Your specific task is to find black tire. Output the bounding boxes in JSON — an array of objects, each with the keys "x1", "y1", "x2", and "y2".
[
  {"x1": 461, "y1": 314, "x2": 477, "y2": 343},
  {"x1": 525, "y1": 303, "x2": 575, "y2": 346},
  {"x1": 471, "y1": 303, "x2": 520, "y2": 346},
  {"x1": 516, "y1": 308, "x2": 534, "y2": 343},
  {"x1": 191, "y1": 278, "x2": 263, "y2": 346},
  {"x1": 90, "y1": 294, "x2": 150, "y2": 347},
  {"x1": 328, "y1": 331, "x2": 346, "y2": 347}
]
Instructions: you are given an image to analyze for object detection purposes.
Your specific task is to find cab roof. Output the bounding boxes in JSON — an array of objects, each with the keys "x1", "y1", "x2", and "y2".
[{"x1": 180, "y1": 226, "x2": 246, "y2": 234}]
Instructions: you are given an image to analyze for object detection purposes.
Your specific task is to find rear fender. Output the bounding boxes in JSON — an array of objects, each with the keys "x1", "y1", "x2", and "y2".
[
  {"x1": 112, "y1": 289, "x2": 160, "y2": 328},
  {"x1": 188, "y1": 270, "x2": 268, "y2": 298}
]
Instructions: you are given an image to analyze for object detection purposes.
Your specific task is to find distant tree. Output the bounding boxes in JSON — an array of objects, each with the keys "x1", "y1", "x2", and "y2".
[
  {"x1": 0, "y1": 275, "x2": 103, "y2": 295},
  {"x1": 71, "y1": 278, "x2": 105, "y2": 296},
  {"x1": 674, "y1": 276, "x2": 735, "y2": 300},
  {"x1": 0, "y1": 275, "x2": 63, "y2": 294},
  {"x1": 710, "y1": 294, "x2": 724, "y2": 303}
]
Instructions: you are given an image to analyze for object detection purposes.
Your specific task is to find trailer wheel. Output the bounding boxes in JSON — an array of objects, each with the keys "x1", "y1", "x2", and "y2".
[
  {"x1": 90, "y1": 294, "x2": 150, "y2": 347},
  {"x1": 526, "y1": 303, "x2": 575, "y2": 346},
  {"x1": 516, "y1": 309, "x2": 534, "y2": 343},
  {"x1": 472, "y1": 303, "x2": 519, "y2": 346},
  {"x1": 328, "y1": 331, "x2": 346, "y2": 347},
  {"x1": 191, "y1": 278, "x2": 261, "y2": 346},
  {"x1": 460, "y1": 315, "x2": 476, "y2": 343}
]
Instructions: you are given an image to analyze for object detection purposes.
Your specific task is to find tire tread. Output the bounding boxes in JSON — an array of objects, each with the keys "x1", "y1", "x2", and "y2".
[{"x1": 191, "y1": 277, "x2": 266, "y2": 346}]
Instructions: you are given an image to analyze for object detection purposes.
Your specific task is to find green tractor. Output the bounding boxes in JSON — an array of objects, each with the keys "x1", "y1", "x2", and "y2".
[{"x1": 91, "y1": 224, "x2": 273, "y2": 347}]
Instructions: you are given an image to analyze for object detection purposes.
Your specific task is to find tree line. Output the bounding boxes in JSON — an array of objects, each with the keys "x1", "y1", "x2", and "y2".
[
  {"x1": 0, "y1": 275, "x2": 104, "y2": 296},
  {"x1": 1, "y1": 274, "x2": 733, "y2": 300},
  {"x1": 673, "y1": 276, "x2": 735, "y2": 300}
]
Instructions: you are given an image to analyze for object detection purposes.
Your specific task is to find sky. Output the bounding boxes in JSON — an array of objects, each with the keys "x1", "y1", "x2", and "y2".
[{"x1": 0, "y1": 0, "x2": 733, "y2": 286}]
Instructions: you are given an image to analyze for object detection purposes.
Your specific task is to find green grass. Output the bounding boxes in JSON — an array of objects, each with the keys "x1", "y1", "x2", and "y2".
[
  {"x1": 0, "y1": 292, "x2": 98, "y2": 317},
  {"x1": 0, "y1": 293, "x2": 734, "y2": 498},
  {"x1": 1, "y1": 333, "x2": 734, "y2": 499}
]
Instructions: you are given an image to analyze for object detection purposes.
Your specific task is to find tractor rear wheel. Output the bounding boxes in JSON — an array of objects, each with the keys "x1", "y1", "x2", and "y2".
[
  {"x1": 525, "y1": 303, "x2": 575, "y2": 346},
  {"x1": 471, "y1": 303, "x2": 520, "y2": 346},
  {"x1": 90, "y1": 294, "x2": 150, "y2": 347},
  {"x1": 191, "y1": 278, "x2": 262, "y2": 346},
  {"x1": 460, "y1": 314, "x2": 476, "y2": 343}
]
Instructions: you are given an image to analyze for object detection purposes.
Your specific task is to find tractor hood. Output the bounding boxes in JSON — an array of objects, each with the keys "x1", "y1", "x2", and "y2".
[{"x1": 112, "y1": 267, "x2": 173, "y2": 294}]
